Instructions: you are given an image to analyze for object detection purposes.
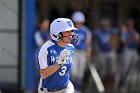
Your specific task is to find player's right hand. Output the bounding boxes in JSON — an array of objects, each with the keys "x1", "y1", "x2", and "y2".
[{"x1": 58, "y1": 49, "x2": 70, "y2": 65}]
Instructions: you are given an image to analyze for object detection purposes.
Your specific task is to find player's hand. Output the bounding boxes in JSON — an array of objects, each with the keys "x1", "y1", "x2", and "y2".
[{"x1": 58, "y1": 49, "x2": 70, "y2": 65}]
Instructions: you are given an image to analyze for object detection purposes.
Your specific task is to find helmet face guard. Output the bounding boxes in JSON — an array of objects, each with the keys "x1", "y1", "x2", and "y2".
[
  {"x1": 71, "y1": 33, "x2": 79, "y2": 44},
  {"x1": 57, "y1": 31, "x2": 79, "y2": 44}
]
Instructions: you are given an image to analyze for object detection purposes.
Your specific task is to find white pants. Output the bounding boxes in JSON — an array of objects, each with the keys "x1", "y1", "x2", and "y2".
[
  {"x1": 71, "y1": 50, "x2": 87, "y2": 80},
  {"x1": 122, "y1": 48, "x2": 139, "y2": 74},
  {"x1": 38, "y1": 81, "x2": 74, "y2": 93},
  {"x1": 97, "y1": 50, "x2": 117, "y2": 76}
]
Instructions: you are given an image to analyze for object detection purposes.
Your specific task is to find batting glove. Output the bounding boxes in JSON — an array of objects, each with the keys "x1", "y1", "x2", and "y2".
[{"x1": 57, "y1": 49, "x2": 70, "y2": 66}]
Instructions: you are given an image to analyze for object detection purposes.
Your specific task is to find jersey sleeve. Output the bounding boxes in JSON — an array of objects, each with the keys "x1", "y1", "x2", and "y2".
[
  {"x1": 38, "y1": 46, "x2": 48, "y2": 69},
  {"x1": 34, "y1": 31, "x2": 44, "y2": 47},
  {"x1": 66, "y1": 44, "x2": 75, "y2": 55}
]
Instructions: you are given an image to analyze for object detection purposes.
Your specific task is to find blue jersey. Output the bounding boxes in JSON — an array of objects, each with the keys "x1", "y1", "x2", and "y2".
[
  {"x1": 121, "y1": 31, "x2": 138, "y2": 49},
  {"x1": 73, "y1": 29, "x2": 87, "y2": 50},
  {"x1": 94, "y1": 28, "x2": 117, "y2": 52},
  {"x1": 38, "y1": 40, "x2": 75, "y2": 89},
  {"x1": 80, "y1": 25, "x2": 92, "y2": 48},
  {"x1": 80, "y1": 25, "x2": 92, "y2": 39}
]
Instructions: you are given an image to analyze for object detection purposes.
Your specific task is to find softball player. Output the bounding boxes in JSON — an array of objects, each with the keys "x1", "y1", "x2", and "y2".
[
  {"x1": 38, "y1": 18, "x2": 78, "y2": 93},
  {"x1": 93, "y1": 18, "x2": 118, "y2": 81},
  {"x1": 71, "y1": 11, "x2": 92, "y2": 90},
  {"x1": 121, "y1": 19, "x2": 139, "y2": 75},
  {"x1": 119, "y1": 19, "x2": 139, "y2": 88}
]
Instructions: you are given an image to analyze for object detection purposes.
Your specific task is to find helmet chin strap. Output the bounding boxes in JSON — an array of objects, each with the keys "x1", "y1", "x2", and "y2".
[
  {"x1": 59, "y1": 36, "x2": 70, "y2": 43},
  {"x1": 59, "y1": 33, "x2": 74, "y2": 44}
]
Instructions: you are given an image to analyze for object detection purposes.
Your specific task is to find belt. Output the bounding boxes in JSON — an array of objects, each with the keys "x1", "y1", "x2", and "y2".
[{"x1": 47, "y1": 85, "x2": 67, "y2": 92}]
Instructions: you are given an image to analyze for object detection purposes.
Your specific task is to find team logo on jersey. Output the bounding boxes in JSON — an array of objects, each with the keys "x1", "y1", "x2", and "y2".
[
  {"x1": 50, "y1": 50, "x2": 58, "y2": 63},
  {"x1": 50, "y1": 50, "x2": 57, "y2": 56},
  {"x1": 51, "y1": 56, "x2": 55, "y2": 63},
  {"x1": 63, "y1": 57, "x2": 72, "y2": 64}
]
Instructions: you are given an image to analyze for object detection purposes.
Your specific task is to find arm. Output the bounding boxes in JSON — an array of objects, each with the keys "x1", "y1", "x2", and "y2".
[
  {"x1": 133, "y1": 32, "x2": 139, "y2": 44},
  {"x1": 109, "y1": 34, "x2": 119, "y2": 49},
  {"x1": 34, "y1": 31, "x2": 44, "y2": 47},
  {"x1": 40, "y1": 63, "x2": 61, "y2": 79},
  {"x1": 121, "y1": 32, "x2": 129, "y2": 45},
  {"x1": 85, "y1": 30, "x2": 92, "y2": 59},
  {"x1": 86, "y1": 34, "x2": 92, "y2": 59}
]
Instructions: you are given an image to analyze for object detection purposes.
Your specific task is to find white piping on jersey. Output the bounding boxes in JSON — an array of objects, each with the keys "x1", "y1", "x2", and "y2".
[
  {"x1": 38, "y1": 40, "x2": 55, "y2": 69},
  {"x1": 67, "y1": 44, "x2": 74, "y2": 48},
  {"x1": 38, "y1": 77, "x2": 43, "y2": 91}
]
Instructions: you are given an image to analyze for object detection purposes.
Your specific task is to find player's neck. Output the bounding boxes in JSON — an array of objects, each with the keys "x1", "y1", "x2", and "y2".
[{"x1": 56, "y1": 41, "x2": 67, "y2": 48}]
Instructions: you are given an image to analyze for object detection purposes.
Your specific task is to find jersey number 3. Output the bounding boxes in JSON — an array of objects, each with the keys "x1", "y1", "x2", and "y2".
[{"x1": 59, "y1": 66, "x2": 67, "y2": 76}]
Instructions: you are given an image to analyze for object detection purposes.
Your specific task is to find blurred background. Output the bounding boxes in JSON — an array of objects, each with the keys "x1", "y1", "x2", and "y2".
[{"x1": 0, "y1": 0, "x2": 140, "y2": 93}]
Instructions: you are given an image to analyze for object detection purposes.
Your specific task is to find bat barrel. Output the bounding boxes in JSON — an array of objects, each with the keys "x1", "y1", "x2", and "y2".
[{"x1": 88, "y1": 62, "x2": 105, "y2": 93}]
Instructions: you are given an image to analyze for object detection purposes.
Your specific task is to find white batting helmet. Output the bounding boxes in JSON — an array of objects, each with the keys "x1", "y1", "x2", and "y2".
[
  {"x1": 71, "y1": 11, "x2": 85, "y2": 22},
  {"x1": 50, "y1": 18, "x2": 78, "y2": 41}
]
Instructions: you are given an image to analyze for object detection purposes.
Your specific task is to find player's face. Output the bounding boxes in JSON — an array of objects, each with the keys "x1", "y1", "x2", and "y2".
[{"x1": 61, "y1": 30, "x2": 73, "y2": 43}]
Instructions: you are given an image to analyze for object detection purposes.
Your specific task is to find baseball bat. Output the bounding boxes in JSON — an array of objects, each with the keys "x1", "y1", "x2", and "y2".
[{"x1": 88, "y1": 61, "x2": 105, "y2": 93}]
